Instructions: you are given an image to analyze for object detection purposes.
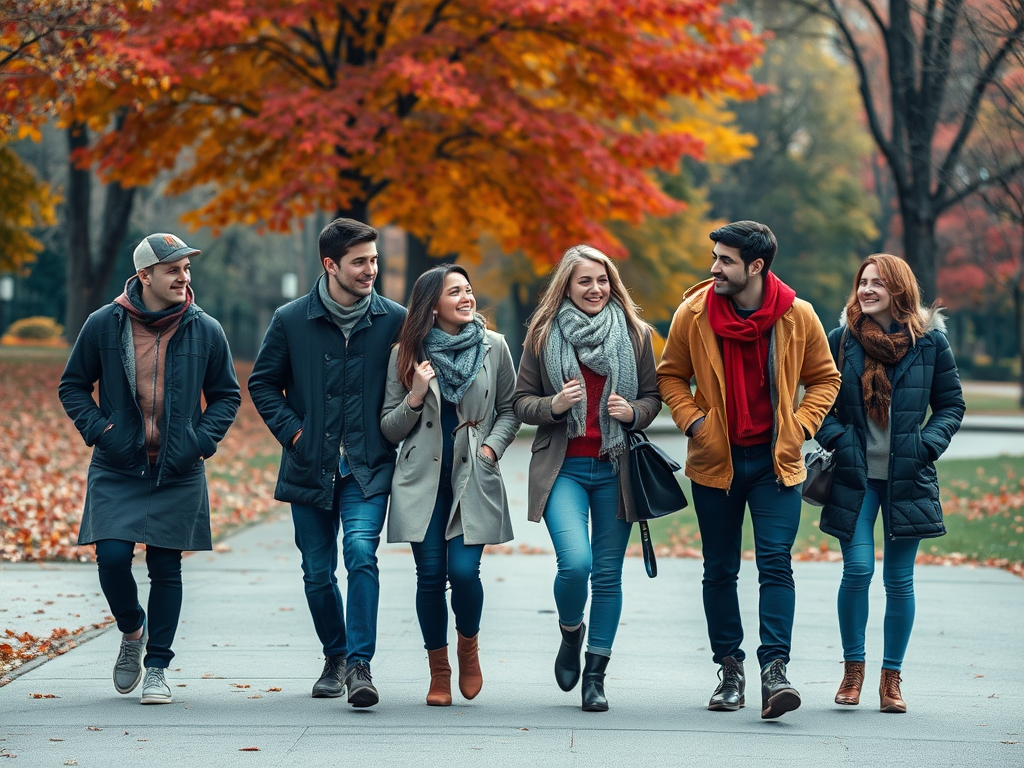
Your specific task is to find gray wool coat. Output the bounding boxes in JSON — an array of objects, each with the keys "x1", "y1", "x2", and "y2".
[
  {"x1": 512, "y1": 326, "x2": 662, "y2": 524},
  {"x1": 381, "y1": 330, "x2": 521, "y2": 546}
]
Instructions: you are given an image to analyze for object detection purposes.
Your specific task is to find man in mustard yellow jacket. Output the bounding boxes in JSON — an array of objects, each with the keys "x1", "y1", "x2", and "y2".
[{"x1": 657, "y1": 221, "x2": 839, "y2": 720}]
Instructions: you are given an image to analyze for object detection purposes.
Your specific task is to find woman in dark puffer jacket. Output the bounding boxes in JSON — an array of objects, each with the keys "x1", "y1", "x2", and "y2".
[{"x1": 816, "y1": 254, "x2": 964, "y2": 714}]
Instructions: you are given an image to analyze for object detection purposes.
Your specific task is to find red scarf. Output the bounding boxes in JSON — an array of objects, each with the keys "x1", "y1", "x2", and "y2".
[{"x1": 705, "y1": 272, "x2": 796, "y2": 444}]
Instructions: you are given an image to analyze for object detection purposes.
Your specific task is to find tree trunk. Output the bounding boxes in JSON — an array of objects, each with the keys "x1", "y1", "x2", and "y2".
[
  {"x1": 899, "y1": 203, "x2": 938, "y2": 304},
  {"x1": 63, "y1": 123, "x2": 138, "y2": 341},
  {"x1": 64, "y1": 123, "x2": 94, "y2": 342},
  {"x1": 404, "y1": 234, "x2": 449, "y2": 303}
]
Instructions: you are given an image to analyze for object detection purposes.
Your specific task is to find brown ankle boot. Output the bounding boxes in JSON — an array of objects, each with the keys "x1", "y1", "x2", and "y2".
[
  {"x1": 426, "y1": 647, "x2": 452, "y2": 707},
  {"x1": 835, "y1": 661, "x2": 865, "y2": 705},
  {"x1": 879, "y1": 668, "x2": 907, "y2": 713},
  {"x1": 457, "y1": 631, "x2": 482, "y2": 700}
]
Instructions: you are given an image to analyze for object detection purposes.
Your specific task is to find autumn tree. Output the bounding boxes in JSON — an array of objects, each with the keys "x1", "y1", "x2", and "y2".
[
  {"x1": 77, "y1": 0, "x2": 762, "y2": 271},
  {"x1": 779, "y1": 0, "x2": 1024, "y2": 302},
  {"x1": 1, "y1": 0, "x2": 149, "y2": 336}
]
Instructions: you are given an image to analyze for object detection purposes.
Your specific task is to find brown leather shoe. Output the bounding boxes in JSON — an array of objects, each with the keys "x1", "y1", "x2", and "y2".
[
  {"x1": 879, "y1": 668, "x2": 907, "y2": 713},
  {"x1": 457, "y1": 631, "x2": 483, "y2": 700},
  {"x1": 426, "y1": 647, "x2": 452, "y2": 707},
  {"x1": 835, "y1": 661, "x2": 865, "y2": 705}
]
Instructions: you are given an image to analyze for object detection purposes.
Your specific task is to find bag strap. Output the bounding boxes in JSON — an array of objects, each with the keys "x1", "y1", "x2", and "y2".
[
  {"x1": 639, "y1": 521, "x2": 657, "y2": 578},
  {"x1": 829, "y1": 327, "x2": 848, "y2": 420}
]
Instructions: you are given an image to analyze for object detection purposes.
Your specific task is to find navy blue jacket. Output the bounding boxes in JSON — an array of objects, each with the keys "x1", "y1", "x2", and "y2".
[
  {"x1": 247, "y1": 286, "x2": 406, "y2": 509},
  {"x1": 817, "y1": 311, "x2": 965, "y2": 542},
  {"x1": 59, "y1": 302, "x2": 241, "y2": 482}
]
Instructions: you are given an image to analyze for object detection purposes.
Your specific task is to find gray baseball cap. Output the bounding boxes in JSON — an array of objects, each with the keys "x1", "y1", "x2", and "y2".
[{"x1": 133, "y1": 233, "x2": 201, "y2": 271}]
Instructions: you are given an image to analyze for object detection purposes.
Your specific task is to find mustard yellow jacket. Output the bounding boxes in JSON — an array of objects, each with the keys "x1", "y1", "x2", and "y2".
[{"x1": 656, "y1": 279, "x2": 840, "y2": 490}]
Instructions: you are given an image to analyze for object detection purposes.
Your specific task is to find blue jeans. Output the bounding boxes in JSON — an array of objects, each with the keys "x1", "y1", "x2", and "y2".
[
  {"x1": 291, "y1": 461, "x2": 388, "y2": 664},
  {"x1": 411, "y1": 483, "x2": 485, "y2": 651},
  {"x1": 543, "y1": 457, "x2": 631, "y2": 656},
  {"x1": 95, "y1": 539, "x2": 182, "y2": 669},
  {"x1": 691, "y1": 443, "x2": 802, "y2": 668},
  {"x1": 838, "y1": 478, "x2": 920, "y2": 671}
]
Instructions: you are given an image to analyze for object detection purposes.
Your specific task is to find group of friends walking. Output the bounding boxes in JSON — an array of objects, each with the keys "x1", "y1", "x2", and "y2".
[{"x1": 57, "y1": 218, "x2": 965, "y2": 718}]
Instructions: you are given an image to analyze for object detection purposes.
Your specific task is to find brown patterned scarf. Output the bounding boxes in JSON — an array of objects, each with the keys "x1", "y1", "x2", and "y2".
[{"x1": 847, "y1": 306, "x2": 911, "y2": 428}]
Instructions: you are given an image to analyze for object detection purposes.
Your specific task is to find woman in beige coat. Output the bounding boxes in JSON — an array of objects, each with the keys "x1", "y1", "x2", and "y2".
[
  {"x1": 381, "y1": 264, "x2": 520, "y2": 706},
  {"x1": 512, "y1": 245, "x2": 661, "y2": 711}
]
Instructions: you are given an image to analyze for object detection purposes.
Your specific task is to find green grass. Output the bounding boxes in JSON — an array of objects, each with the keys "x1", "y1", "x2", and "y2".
[
  {"x1": 635, "y1": 455, "x2": 1024, "y2": 565},
  {"x1": 962, "y1": 391, "x2": 1023, "y2": 413}
]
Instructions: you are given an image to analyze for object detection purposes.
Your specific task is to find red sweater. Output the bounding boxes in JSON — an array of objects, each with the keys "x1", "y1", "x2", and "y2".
[{"x1": 565, "y1": 364, "x2": 605, "y2": 458}]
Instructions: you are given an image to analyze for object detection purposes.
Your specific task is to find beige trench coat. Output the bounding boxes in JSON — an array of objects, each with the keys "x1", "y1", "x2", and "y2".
[
  {"x1": 381, "y1": 330, "x2": 521, "y2": 545},
  {"x1": 511, "y1": 326, "x2": 662, "y2": 524}
]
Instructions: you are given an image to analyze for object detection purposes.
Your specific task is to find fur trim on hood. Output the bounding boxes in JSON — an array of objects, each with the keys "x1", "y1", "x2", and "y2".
[{"x1": 837, "y1": 305, "x2": 947, "y2": 336}]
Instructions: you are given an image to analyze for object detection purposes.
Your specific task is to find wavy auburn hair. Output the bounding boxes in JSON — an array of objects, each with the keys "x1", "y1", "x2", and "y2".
[
  {"x1": 846, "y1": 253, "x2": 927, "y2": 340},
  {"x1": 395, "y1": 264, "x2": 482, "y2": 389},
  {"x1": 524, "y1": 244, "x2": 650, "y2": 356}
]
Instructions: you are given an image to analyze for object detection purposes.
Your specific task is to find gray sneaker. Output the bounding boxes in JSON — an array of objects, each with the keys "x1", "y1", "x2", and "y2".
[
  {"x1": 113, "y1": 624, "x2": 147, "y2": 694},
  {"x1": 140, "y1": 667, "x2": 172, "y2": 705}
]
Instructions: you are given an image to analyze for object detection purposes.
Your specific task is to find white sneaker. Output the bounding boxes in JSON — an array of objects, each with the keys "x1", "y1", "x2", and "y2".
[{"x1": 140, "y1": 667, "x2": 172, "y2": 705}]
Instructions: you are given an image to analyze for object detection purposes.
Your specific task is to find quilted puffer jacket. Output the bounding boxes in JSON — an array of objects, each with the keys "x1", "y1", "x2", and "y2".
[{"x1": 817, "y1": 309, "x2": 965, "y2": 542}]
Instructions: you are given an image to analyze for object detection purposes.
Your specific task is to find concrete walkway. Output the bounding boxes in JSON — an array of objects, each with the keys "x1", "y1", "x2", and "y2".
[{"x1": 2, "y1": 512, "x2": 1023, "y2": 767}]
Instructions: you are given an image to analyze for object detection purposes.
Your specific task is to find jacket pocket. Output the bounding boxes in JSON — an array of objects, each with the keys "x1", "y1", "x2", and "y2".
[
  {"x1": 685, "y1": 407, "x2": 727, "y2": 476},
  {"x1": 532, "y1": 426, "x2": 552, "y2": 453},
  {"x1": 477, "y1": 449, "x2": 501, "y2": 475},
  {"x1": 164, "y1": 418, "x2": 204, "y2": 475},
  {"x1": 93, "y1": 409, "x2": 139, "y2": 469},
  {"x1": 281, "y1": 415, "x2": 319, "y2": 487}
]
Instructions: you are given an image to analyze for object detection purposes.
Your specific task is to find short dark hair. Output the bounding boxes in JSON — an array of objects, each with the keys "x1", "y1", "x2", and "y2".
[
  {"x1": 318, "y1": 218, "x2": 378, "y2": 266},
  {"x1": 709, "y1": 221, "x2": 778, "y2": 272}
]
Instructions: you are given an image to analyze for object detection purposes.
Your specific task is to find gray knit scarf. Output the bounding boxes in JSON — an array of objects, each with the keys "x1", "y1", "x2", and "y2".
[
  {"x1": 318, "y1": 274, "x2": 371, "y2": 339},
  {"x1": 545, "y1": 299, "x2": 637, "y2": 464},
  {"x1": 423, "y1": 314, "x2": 487, "y2": 404}
]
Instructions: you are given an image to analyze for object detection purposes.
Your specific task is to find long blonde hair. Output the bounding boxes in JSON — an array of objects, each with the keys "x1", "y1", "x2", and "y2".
[
  {"x1": 846, "y1": 253, "x2": 928, "y2": 340},
  {"x1": 525, "y1": 245, "x2": 650, "y2": 355}
]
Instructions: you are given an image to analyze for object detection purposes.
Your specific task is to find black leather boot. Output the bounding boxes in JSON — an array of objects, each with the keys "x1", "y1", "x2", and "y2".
[
  {"x1": 760, "y1": 659, "x2": 801, "y2": 719},
  {"x1": 581, "y1": 652, "x2": 610, "y2": 712},
  {"x1": 554, "y1": 622, "x2": 586, "y2": 692},
  {"x1": 708, "y1": 656, "x2": 745, "y2": 711}
]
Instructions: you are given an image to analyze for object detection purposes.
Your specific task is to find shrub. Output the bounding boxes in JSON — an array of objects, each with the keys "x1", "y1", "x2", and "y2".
[{"x1": 1, "y1": 316, "x2": 66, "y2": 346}]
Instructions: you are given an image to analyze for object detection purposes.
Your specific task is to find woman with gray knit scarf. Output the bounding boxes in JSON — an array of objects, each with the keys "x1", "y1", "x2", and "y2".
[
  {"x1": 381, "y1": 264, "x2": 520, "y2": 707},
  {"x1": 512, "y1": 245, "x2": 662, "y2": 711}
]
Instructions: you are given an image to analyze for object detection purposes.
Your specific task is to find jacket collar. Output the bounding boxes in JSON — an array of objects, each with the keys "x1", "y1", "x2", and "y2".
[{"x1": 306, "y1": 282, "x2": 389, "y2": 323}]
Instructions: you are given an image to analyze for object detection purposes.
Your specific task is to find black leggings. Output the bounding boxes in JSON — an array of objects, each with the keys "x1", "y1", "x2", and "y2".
[{"x1": 95, "y1": 539, "x2": 183, "y2": 669}]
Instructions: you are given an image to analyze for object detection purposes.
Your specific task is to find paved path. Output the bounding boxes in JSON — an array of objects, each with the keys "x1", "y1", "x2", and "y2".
[{"x1": 2, "y1": 513, "x2": 1023, "y2": 768}]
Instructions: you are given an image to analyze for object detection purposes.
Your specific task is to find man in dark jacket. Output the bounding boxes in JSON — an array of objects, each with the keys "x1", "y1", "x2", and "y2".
[
  {"x1": 248, "y1": 218, "x2": 406, "y2": 707},
  {"x1": 59, "y1": 233, "x2": 240, "y2": 705}
]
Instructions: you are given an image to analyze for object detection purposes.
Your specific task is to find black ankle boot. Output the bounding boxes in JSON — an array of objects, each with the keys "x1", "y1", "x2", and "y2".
[
  {"x1": 708, "y1": 656, "x2": 745, "y2": 711},
  {"x1": 581, "y1": 652, "x2": 609, "y2": 712},
  {"x1": 554, "y1": 622, "x2": 586, "y2": 692}
]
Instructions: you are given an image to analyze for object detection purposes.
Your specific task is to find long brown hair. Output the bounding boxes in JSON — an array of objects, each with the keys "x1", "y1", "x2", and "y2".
[
  {"x1": 845, "y1": 253, "x2": 927, "y2": 340},
  {"x1": 395, "y1": 264, "x2": 478, "y2": 389},
  {"x1": 525, "y1": 245, "x2": 650, "y2": 356}
]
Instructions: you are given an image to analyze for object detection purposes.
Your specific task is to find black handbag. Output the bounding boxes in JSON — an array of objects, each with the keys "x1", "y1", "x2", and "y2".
[
  {"x1": 801, "y1": 446, "x2": 835, "y2": 506},
  {"x1": 628, "y1": 430, "x2": 688, "y2": 578},
  {"x1": 801, "y1": 328, "x2": 846, "y2": 507}
]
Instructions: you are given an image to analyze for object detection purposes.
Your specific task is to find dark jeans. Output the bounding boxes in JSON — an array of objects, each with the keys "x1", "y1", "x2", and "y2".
[
  {"x1": 291, "y1": 461, "x2": 387, "y2": 663},
  {"x1": 411, "y1": 483, "x2": 485, "y2": 651},
  {"x1": 691, "y1": 443, "x2": 802, "y2": 668},
  {"x1": 95, "y1": 539, "x2": 182, "y2": 669}
]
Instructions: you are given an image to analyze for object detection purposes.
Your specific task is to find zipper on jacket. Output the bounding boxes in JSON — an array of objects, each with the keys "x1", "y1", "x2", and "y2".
[
  {"x1": 149, "y1": 331, "x2": 161, "y2": 460},
  {"x1": 767, "y1": 329, "x2": 782, "y2": 487}
]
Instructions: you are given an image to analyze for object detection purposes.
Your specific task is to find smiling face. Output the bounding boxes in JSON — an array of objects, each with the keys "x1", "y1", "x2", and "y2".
[
  {"x1": 710, "y1": 243, "x2": 751, "y2": 297},
  {"x1": 325, "y1": 241, "x2": 378, "y2": 306},
  {"x1": 857, "y1": 262, "x2": 894, "y2": 328},
  {"x1": 433, "y1": 272, "x2": 476, "y2": 334},
  {"x1": 139, "y1": 258, "x2": 190, "y2": 311},
  {"x1": 566, "y1": 258, "x2": 610, "y2": 315}
]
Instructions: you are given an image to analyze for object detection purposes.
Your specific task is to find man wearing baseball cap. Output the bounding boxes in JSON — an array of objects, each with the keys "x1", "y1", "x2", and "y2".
[{"x1": 59, "y1": 232, "x2": 240, "y2": 704}]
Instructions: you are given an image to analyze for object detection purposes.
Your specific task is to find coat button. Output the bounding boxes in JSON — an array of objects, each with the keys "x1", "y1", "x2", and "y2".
[
  {"x1": 326, "y1": 393, "x2": 332, "y2": 400},
  {"x1": 426, "y1": 421, "x2": 433, "y2": 428},
  {"x1": 325, "y1": 354, "x2": 331, "y2": 361}
]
